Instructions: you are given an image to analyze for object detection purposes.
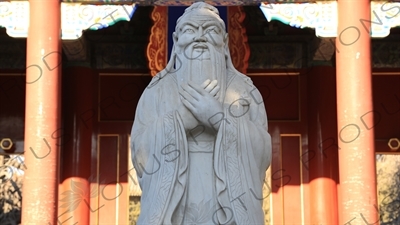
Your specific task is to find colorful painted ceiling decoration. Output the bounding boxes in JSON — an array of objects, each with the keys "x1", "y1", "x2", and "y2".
[
  {"x1": 260, "y1": 1, "x2": 400, "y2": 38},
  {"x1": 61, "y1": 0, "x2": 400, "y2": 4},
  {"x1": 61, "y1": 0, "x2": 326, "y2": 4},
  {"x1": 151, "y1": 0, "x2": 248, "y2": 6},
  {"x1": 61, "y1": 3, "x2": 136, "y2": 39},
  {"x1": 0, "y1": 1, "x2": 136, "y2": 39},
  {"x1": 2, "y1": 1, "x2": 400, "y2": 39}
]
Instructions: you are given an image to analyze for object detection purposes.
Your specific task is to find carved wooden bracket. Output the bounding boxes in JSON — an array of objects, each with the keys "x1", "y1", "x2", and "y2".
[
  {"x1": 228, "y1": 6, "x2": 250, "y2": 74},
  {"x1": 146, "y1": 6, "x2": 168, "y2": 76}
]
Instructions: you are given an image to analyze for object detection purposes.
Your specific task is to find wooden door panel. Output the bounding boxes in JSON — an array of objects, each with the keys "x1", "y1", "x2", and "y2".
[
  {"x1": 254, "y1": 73, "x2": 309, "y2": 224},
  {"x1": 97, "y1": 135, "x2": 120, "y2": 225},
  {"x1": 270, "y1": 134, "x2": 308, "y2": 225},
  {"x1": 94, "y1": 74, "x2": 150, "y2": 225},
  {"x1": 98, "y1": 75, "x2": 150, "y2": 122},
  {"x1": 281, "y1": 135, "x2": 303, "y2": 224},
  {"x1": 250, "y1": 74, "x2": 300, "y2": 121},
  {"x1": 96, "y1": 134, "x2": 129, "y2": 225}
]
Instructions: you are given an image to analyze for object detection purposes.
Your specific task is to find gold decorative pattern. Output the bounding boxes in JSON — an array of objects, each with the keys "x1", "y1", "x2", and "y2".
[
  {"x1": 227, "y1": 6, "x2": 249, "y2": 74},
  {"x1": 146, "y1": 6, "x2": 168, "y2": 77}
]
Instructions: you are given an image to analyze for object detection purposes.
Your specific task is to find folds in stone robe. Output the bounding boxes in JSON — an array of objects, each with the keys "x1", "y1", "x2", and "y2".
[{"x1": 131, "y1": 69, "x2": 271, "y2": 225}]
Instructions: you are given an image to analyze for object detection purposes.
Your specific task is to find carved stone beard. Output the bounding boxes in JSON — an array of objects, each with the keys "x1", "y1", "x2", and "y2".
[
  {"x1": 187, "y1": 58, "x2": 213, "y2": 86},
  {"x1": 175, "y1": 43, "x2": 226, "y2": 102}
]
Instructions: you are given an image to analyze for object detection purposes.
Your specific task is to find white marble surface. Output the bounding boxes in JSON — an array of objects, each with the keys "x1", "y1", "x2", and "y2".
[{"x1": 131, "y1": 3, "x2": 271, "y2": 224}]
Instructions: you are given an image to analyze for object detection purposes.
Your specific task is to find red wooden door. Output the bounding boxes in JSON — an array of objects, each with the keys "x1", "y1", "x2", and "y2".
[
  {"x1": 90, "y1": 73, "x2": 151, "y2": 225},
  {"x1": 251, "y1": 67, "x2": 339, "y2": 225},
  {"x1": 251, "y1": 73, "x2": 310, "y2": 224}
]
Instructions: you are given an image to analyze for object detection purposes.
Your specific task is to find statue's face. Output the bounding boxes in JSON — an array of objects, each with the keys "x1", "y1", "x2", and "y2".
[{"x1": 174, "y1": 10, "x2": 226, "y2": 58}]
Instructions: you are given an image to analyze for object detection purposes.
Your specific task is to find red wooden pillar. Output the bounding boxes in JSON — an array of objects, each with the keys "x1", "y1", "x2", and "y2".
[
  {"x1": 21, "y1": 0, "x2": 61, "y2": 224},
  {"x1": 308, "y1": 66, "x2": 339, "y2": 224},
  {"x1": 336, "y1": 0, "x2": 378, "y2": 224}
]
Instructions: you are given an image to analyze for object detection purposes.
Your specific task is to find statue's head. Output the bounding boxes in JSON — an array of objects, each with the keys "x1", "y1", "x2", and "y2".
[
  {"x1": 173, "y1": 2, "x2": 228, "y2": 58},
  {"x1": 162, "y1": 2, "x2": 238, "y2": 97}
]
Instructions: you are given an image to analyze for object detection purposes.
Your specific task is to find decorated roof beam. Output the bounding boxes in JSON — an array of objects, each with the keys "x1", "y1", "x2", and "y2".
[
  {"x1": 260, "y1": 1, "x2": 400, "y2": 38},
  {"x1": 132, "y1": 0, "x2": 261, "y2": 6},
  {"x1": 61, "y1": 0, "x2": 334, "y2": 5},
  {"x1": 0, "y1": 1, "x2": 137, "y2": 40},
  {"x1": 62, "y1": 0, "x2": 397, "y2": 5}
]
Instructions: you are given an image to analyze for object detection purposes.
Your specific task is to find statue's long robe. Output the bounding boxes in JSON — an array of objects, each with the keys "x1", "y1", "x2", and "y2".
[{"x1": 131, "y1": 69, "x2": 271, "y2": 225}]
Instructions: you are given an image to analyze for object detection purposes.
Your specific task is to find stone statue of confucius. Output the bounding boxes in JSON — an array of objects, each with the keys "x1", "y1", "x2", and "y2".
[{"x1": 131, "y1": 2, "x2": 272, "y2": 224}]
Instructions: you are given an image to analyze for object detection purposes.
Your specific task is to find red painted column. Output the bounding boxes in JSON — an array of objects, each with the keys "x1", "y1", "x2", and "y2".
[
  {"x1": 336, "y1": 0, "x2": 378, "y2": 224},
  {"x1": 308, "y1": 66, "x2": 339, "y2": 225},
  {"x1": 21, "y1": 0, "x2": 61, "y2": 224}
]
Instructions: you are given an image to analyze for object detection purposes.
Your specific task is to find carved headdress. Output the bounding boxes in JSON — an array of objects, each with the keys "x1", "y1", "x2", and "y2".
[{"x1": 175, "y1": 2, "x2": 226, "y2": 34}]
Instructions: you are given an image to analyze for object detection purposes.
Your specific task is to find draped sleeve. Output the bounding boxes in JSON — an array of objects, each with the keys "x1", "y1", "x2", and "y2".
[
  {"x1": 213, "y1": 75, "x2": 272, "y2": 225},
  {"x1": 130, "y1": 75, "x2": 189, "y2": 225}
]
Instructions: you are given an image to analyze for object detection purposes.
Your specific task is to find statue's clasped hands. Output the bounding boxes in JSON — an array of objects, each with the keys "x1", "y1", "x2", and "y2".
[{"x1": 179, "y1": 79, "x2": 223, "y2": 130}]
